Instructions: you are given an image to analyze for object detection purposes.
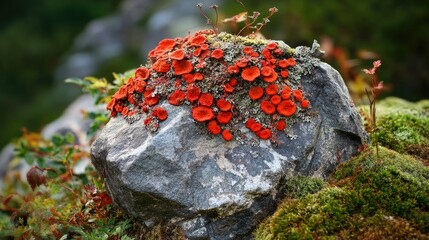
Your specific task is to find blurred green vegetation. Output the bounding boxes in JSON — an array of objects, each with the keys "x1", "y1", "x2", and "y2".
[
  {"x1": 222, "y1": 0, "x2": 429, "y2": 100},
  {"x1": 0, "y1": 0, "x2": 120, "y2": 147}
]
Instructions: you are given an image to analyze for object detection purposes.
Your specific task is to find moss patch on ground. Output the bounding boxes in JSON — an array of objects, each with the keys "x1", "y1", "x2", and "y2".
[
  {"x1": 255, "y1": 147, "x2": 429, "y2": 239},
  {"x1": 361, "y1": 97, "x2": 429, "y2": 164}
]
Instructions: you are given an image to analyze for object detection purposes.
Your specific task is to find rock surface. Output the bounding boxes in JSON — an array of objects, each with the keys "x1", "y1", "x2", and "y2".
[{"x1": 91, "y1": 47, "x2": 367, "y2": 239}]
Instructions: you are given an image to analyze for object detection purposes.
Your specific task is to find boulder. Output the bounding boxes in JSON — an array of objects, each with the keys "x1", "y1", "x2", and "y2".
[{"x1": 91, "y1": 39, "x2": 367, "y2": 239}]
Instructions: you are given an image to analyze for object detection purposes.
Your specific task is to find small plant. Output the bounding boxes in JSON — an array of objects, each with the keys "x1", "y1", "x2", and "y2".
[
  {"x1": 198, "y1": 1, "x2": 278, "y2": 38},
  {"x1": 362, "y1": 60, "x2": 383, "y2": 162}
]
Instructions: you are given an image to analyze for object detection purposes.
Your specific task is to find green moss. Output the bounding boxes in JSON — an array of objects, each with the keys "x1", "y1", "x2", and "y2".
[
  {"x1": 360, "y1": 97, "x2": 429, "y2": 154},
  {"x1": 283, "y1": 175, "x2": 325, "y2": 199},
  {"x1": 255, "y1": 147, "x2": 429, "y2": 239}
]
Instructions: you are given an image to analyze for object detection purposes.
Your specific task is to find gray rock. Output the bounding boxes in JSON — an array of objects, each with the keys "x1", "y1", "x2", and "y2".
[{"x1": 91, "y1": 52, "x2": 367, "y2": 239}]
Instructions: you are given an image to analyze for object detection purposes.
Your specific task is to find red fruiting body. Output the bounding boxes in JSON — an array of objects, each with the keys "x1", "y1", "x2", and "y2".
[
  {"x1": 241, "y1": 66, "x2": 260, "y2": 81},
  {"x1": 222, "y1": 129, "x2": 233, "y2": 141},
  {"x1": 192, "y1": 106, "x2": 214, "y2": 122},
  {"x1": 217, "y1": 111, "x2": 233, "y2": 124},
  {"x1": 249, "y1": 86, "x2": 264, "y2": 100},
  {"x1": 208, "y1": 120, "x2": 221, "y2": 135},
  {"x1": 199, "y1": 93, "x2": 214, "y2": 106}
]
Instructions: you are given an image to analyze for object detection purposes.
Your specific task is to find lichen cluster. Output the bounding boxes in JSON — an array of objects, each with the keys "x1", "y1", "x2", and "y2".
[{"x1": 106, "y1": 30, "x2": 311, "y2": 141}]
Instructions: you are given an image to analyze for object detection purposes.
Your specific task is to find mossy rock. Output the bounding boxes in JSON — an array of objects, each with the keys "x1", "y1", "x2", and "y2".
[
  {"x1": 360, "y1": 97, "x2": 429, "y2": 162},
  {"x1": 255, "y1": 147, "x2": 429, "y2": 239}
]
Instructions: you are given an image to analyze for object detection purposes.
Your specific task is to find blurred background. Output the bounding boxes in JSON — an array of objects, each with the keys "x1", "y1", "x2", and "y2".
[{"x1": 0, "y1": 0, "x2": 428, "y2": 148}]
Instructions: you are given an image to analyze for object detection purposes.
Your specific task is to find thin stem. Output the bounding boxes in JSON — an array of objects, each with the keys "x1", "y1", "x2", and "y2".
[
  {"x1": 197, "y1": 4, "x2": 217, "y2": 33},
  {"x1": 235, "y1": 0, "x2": 250, "y2": 34}
]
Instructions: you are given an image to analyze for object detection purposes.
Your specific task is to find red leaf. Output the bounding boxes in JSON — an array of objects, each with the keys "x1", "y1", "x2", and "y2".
[{"x1": 26, "y1": 166, "x2": 47, "y2": 190}]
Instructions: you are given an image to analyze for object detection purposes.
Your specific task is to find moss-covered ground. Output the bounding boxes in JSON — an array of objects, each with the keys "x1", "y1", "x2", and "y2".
[{"x1": 256, "y1": 98, "x2": 429, "y2": 239}]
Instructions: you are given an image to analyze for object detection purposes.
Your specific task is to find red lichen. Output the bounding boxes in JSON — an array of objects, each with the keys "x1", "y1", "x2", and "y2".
[
  {"x1": 168, "y1": 90, "x2": 186, "y2": 106},
  {"x1": 207, "y1": 120, "x2": 221, "y2": 135},
  {"x1": 287, "y1": 58, "x2": 296, "y2": 66},
  {"x1": 194, "y1": 73, "x2": 204, "y2": 81},
  {"x1": 243, "y1": 46, "x2": 253, "y2": 55},
  {"x1": 153, "y1": 59, "x2": 170, "y2": 73},
  {"x1": 152, "y1": 106, "x2": 168, "y2": 120},
  {"x1": 301, "y1": 99, "x2": 310, "y2": 108},
  {"x1": 249, "y1": 86, "x2": 264, "y2": 100},
  {"x1": 135, "y1": 67, "x2": 150, "y2": 80},
  {"x1": 242, "y1": 66, "x2": 260, "y2": 82},
  {"x1": 263, "y1": 71, "x2": 278, "y2": 83},
  {"x1": 227, "y1": 65, "x2": 240, "y2": 74},
  {"x1": 211, "y1": 49, "x2": 224, "y2": 60},
  {"x1": 172, "y1": 60, "x2": 193, "y2": 75},
  {"x1": 276, "y1": 120, "x2": 286, "y2": 131},
  {"x1": 217, "y1": 111, "x2": 232, "y2": 124},
  {"x1": 245, "y1": 118, "x2": 257, "y2": 129},
  {"x1": 270, "y1": 95, "x2": 282, "y2": 105},
  {"x1": 229, "y1": 78, "x2": 237, "y2": 86},
  {"x1": 256, "y1": 129, "x2": 271, "y2": 139},
  {"x1": 192, "y1": 106, "x2": 214, "y2": 122},
  {"x1": 183, "y1": 73, "x2": 195, "y2": 83},
  {"x1": 261, "y1": 67, "x2": 273, "y2": 77},
  {"x1": 278, "y1": 59, "x2": 289, "y2": 68},
  {"x1": 190, "y1": 35, "x2": 206, "y2": 46},
  {"x1": 265, "y1": 84, "x2": 279, "y2": 95},
  {"x1": 107, "y1": 31, "x2": 308, "y2": 142},
  {"x1": 281, "y1": 86, "x2": 291, "y2": 99},
  {"x1": 170, "y1": 49, "x2": 186, "y2": 60},
  {"x1": 277, "y1": 100, "x2": 296, "y2": 117},
  {"x1": 266, "y1": 42, "x2": 278, "y2": 50},
  {"x1": 261, "y1": 100, "x2": 276, "y2": 115},
  {"x1": 113, "y1": 86, "x2": 128, "y2": 100},
  {"x1": 293, "y1": 89, "x2": 303, "y2": 102},
  {"x1": 250, "y1": 122, "x2": 262, "y2": 132},
  {"x1": 280, "y1": 70, "x2": 289, "y2": 78},
  {"x1": 236, "y1": 58, "x2": 249, "y2": 68},
  {"x1": 224, "y1": 83, "x2": 234, "y2": 93},
  {"x1": 199, "y1": 93, "x2": 214, "y2": 106},
  {"x1": 216, "y1": 98, "x2": 232, "y2": 111},
  {"x1": 186, "y1": 86, "x2": 200, "y2": 102},
  {"x1": 222, "y1": 129, "x2": 233, "y2": 141}
]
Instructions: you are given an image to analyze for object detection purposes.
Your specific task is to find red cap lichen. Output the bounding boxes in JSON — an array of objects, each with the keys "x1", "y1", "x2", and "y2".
[
  {"x1": 301, "y1": 99, "x2": 310, "y2": 108},
  {"x1": 172, "y1": 60, "x2": 193, "y2": 75},
  {"x1": 135, "y1": 67, "x2": 150, "y2": 80},
  {"x1": 192, "y1": 106, "x2": 214, "y2": 122},
  {"x1": 170, "y1": 49, "x2": 186, "y2": 60},
  {"x1": 293, "y1": 89, "x2": 303, "y2": 102},
  {"x1": 153, "y1": 59, "x2": 170, "y2": 73},
  {"x1": 265, "y1": 84, "x2": 279, "y2": 95},
  {"x1": 168, "y1": 90, "x2": 186, "y2": 106},
  {"x1": 152, "y1": 106, "x2": 168, "y2": 121},
  {"x1": 249, "y1": 86, "x2": 264, "y2": 100},
  {"x1": 107, "y1": 31, "x2": 308, "y2": 142},
  {"x1": 216, "y1": 98, "x2": 232, "y2": 111},
  {"x1": 227, "y1": 65, "x2": 240, "y2": 74},
  {"x1": 217, "y1": 111, "x2": 232, "y2": 124},
  {"x1": 277, "y1": 100, "x2": 296, "y2": 117},
  {"x1": 186, "y1": 86, "x2": 201, "y2": 102},
  {"x1": 270, "y1": 95, "x2": 282, "y2": 105},
  {"x1": 256, "y1": 129, "x2": 271, "y2": 139},
  {"x1": 276, "y1": 120, "x2": 286, "y2": 131},
  {"x1": 207, "y1": 120, "x2": 221, "y2": 135},
  {"x1": 260, "y1": 100, "x2": 276, "y2": 115},
  {"x1": 199, "y1": 93, "x2": 214, "y2": 106},
  {"x1": 211, "y1": 49, "x2": 224, "y2": 60},
  {"x1": 221, "y1": 129, "x2": 233, "y2": 141}
]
